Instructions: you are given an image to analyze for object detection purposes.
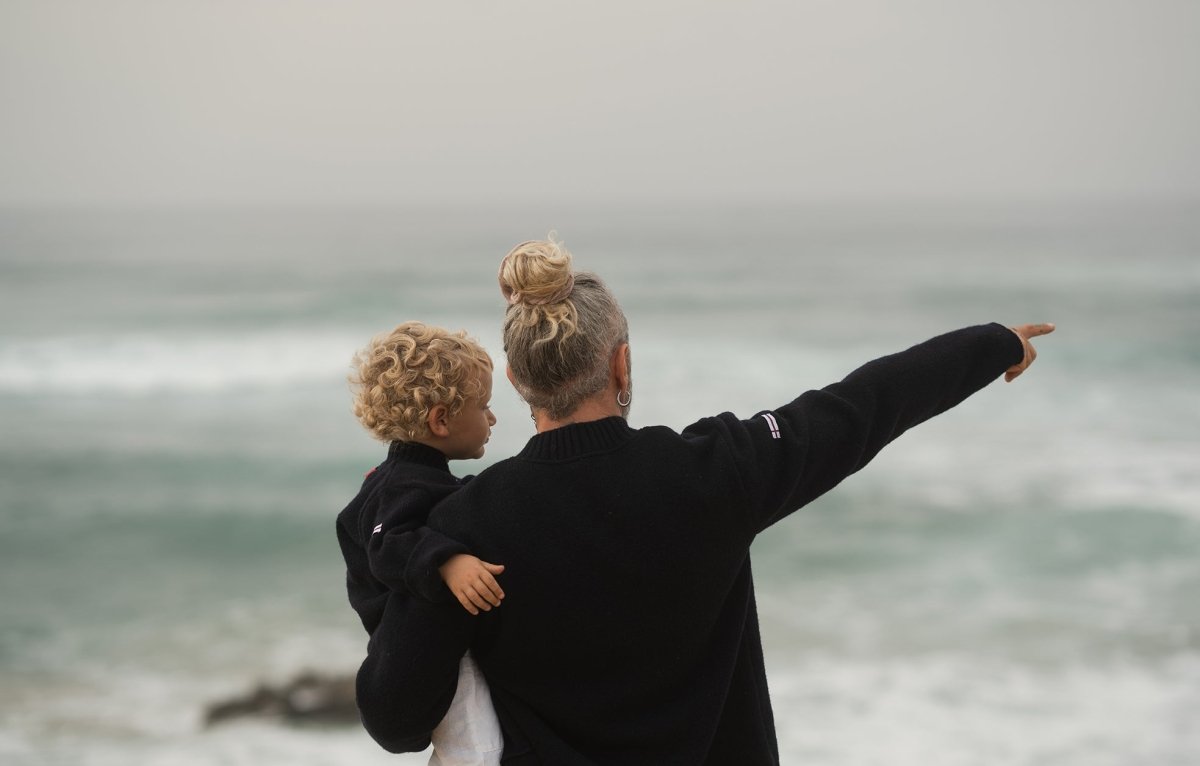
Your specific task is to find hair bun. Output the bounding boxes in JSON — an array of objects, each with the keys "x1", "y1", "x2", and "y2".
[{"x1": 498, "y1": 236, "x2": 575, "y2": 306}]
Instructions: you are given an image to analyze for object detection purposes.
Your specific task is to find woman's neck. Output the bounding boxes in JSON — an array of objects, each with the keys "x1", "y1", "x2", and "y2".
[{"x1": 533, "y1": 395, "x2": 622, "y2": 433}]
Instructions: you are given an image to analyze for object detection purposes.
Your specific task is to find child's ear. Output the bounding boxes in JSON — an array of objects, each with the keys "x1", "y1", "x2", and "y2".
[{"x1": 426, "y1": 405, "x2": 450, "y2": 438}]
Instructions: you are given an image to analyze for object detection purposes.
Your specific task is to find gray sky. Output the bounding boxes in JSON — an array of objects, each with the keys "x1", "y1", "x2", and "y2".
[{"x1": 2, "y1": 0, "x2": 1198, "y2": 206}]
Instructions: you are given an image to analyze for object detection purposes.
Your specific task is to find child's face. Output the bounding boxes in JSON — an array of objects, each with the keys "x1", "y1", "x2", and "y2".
[{"x1": 442, "y1": 373, "x2": 496, "y2": 460}]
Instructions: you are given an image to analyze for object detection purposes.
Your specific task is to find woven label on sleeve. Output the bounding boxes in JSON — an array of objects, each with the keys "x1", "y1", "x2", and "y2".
[{"x1": 761, "y1": 412, "x2": 781, "y2": 439}]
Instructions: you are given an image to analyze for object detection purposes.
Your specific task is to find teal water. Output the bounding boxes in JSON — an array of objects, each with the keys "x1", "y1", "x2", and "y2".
[{"x1": 1, "y1": 204, "x2": 1198, "y2": 764}]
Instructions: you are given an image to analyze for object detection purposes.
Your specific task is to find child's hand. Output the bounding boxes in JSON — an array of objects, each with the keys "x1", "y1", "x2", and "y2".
[{"x1": 438, "y1": 554, "x2": 506, "y2": 615}]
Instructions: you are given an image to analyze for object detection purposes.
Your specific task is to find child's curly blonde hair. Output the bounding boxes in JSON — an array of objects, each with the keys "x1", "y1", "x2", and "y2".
[{"x1": 350, "y1": 321, "x2": 493, "y2": 442}]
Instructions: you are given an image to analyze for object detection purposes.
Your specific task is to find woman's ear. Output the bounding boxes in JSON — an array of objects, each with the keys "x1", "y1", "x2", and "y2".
[
  {"x1": 611, "y1": 343, "x2": 631, "y2": 391},
  {"x1": 426, "y1": 404, "x2": 450, "y2": 438},
  {"x1": 506, "y1": 364, "x2": 518, "y2": 388}
]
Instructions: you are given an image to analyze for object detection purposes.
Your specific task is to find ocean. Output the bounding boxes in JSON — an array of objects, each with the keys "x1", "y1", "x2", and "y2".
[{"x1": 1, "y1": 202, "x2": 1197, "y2": 765}]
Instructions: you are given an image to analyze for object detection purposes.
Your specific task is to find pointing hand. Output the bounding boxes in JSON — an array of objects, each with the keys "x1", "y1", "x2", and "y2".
[{"x1": 1006, "y1": 323, "x2": 1055, "y2": 382}]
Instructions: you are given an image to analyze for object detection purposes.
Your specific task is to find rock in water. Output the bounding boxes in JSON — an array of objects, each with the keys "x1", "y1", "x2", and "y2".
[{"x1": 205, "y1": 671, "x2": 358, "y2": 727}]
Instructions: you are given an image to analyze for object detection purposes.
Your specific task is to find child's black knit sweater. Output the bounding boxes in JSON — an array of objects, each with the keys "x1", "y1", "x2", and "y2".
[
  {"x1": 355, "y1": 324, "x2": 1026, "y2": 764},
  {"x1": 335, "y1": 441, "x2": 468, "y2": 633},
  {"x1": 336, "y1": 441, "x2": 477, "y2": 752}
]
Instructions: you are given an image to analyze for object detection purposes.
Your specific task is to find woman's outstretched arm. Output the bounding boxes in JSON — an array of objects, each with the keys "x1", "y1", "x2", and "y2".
[{"x1": 690, "y1": 322, "x2": 1052, "y2": 534}]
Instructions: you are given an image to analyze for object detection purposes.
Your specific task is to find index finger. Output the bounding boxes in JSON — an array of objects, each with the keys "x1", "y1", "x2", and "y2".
[{"x1": 1013, "y1": 323, "x2": 1055, "y2": 340}]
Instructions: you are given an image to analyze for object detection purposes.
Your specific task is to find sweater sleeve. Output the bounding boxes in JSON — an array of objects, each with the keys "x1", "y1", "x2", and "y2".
[
  {"x1": 689, "y1": 323, "x2": 1024, "y2": 534},
  {"x1": 336, "y1": 511, "x2": 385, "y2": 632},
  {"x1": 367, "y1": 489, "x2": 470, "y2": 602},
  {"x1": 354, "y1": 592, "x2": 474, "y2": 753}
]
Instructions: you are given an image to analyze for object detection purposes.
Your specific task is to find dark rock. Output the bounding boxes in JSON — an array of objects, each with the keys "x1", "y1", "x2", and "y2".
[{"x1": 205, "y1": 671, "x2": 359, "y2": 728}]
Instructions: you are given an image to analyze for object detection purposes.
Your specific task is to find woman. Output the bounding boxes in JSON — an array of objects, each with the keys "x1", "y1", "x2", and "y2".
[{"x1": 358, "y1": 237, "x2": 1052, "y2": 765}]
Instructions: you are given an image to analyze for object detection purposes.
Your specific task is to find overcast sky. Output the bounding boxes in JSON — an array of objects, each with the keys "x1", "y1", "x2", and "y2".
[{"x1": 1, "y1": 0, "x2": 1197, "y2": 206}]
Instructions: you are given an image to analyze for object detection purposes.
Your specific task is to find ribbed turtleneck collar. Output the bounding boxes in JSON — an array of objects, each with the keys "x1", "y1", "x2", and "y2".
[
  {"x1": 387, "y1": 440, "x2": 451, "y2": 472},
  {"x1": 517, "y1": 416, "x2": 635, "y2": 461}
]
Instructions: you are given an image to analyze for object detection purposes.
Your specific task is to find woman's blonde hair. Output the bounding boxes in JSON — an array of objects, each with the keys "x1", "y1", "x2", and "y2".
[
  {"x1": 499, "y1": 236, "x2": 628, "y2": 420},
  {"x1": 350, "y1": 321, "x2": 493, "y2": 442}
]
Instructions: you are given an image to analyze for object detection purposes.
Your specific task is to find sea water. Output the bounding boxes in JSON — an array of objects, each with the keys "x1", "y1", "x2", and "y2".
[{"x1": 1, "y1": 203, "x2": 1197, "y2": 765}]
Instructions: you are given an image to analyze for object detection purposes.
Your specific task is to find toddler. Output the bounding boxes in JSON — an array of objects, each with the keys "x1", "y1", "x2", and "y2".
[{"x1": 336, "y1": 321, "x2": 504, "y2": 765}]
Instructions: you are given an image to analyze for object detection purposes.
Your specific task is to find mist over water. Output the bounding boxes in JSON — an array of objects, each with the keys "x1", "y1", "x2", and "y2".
[{"x1": 2, "y1": 203, "x2": 1198, "y2": 764}]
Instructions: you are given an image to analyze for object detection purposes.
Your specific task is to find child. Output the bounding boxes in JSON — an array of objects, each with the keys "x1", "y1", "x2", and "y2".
[{"x1": 336, "y1": 321, "x2": 504, "y2": 765}]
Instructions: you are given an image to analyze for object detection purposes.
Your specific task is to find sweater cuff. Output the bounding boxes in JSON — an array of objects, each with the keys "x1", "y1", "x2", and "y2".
[
  {"x1": 988, "y1": 322, "x2": 1027, "y2": 367},
  {"x1": 405, "y1": 531, "x2": 469, "y2": 603}
]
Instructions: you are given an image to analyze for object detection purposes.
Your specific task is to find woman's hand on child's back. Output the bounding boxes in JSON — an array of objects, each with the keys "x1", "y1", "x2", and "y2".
[{"x1": 439, "y1": 554, "x2": 506, "y2": 615}]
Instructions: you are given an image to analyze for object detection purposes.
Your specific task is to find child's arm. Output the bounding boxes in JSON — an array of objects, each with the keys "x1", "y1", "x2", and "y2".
[
  {"x1": 369, "y1": 523, "x2": 472, "y2": 603},
  {"x1": 366, "y1": 487, "x2": 474, "y2": 603},
  {"x1": 438, "y1": 554, "x2": 505, "y2": 615}
]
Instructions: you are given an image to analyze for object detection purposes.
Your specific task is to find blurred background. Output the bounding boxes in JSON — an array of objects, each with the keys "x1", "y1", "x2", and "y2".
[{"x1": 1, "y1": 2, "x2": 1198, "y2": 764}]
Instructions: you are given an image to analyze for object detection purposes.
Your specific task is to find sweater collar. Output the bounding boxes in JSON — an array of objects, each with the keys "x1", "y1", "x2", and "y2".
[
  {"x1": 387, "y1": 440, "x2": 451, "y2": 472},
  {"x1": 517, "y1": 416, "x2": 635, "y2": 461}
]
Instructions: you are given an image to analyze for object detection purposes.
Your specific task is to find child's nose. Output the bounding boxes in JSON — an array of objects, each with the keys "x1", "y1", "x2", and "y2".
[{"x1": 488, "y1": 410, "x2": 497, "y2": 425}]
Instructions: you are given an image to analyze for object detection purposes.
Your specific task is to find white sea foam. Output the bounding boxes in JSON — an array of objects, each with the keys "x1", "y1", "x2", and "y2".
[
  {"x1": 0, "y1": 331, "x2": 369, "y2": 395},
  {"x1": 11, "y1": 648, "x2": 1197, "y2": 766},
  {"x1": 767, "y1": 653, "x2": 1200, "y2": 766},
  {"x1": 0, "y1": 320, "x2": 514, "y2": 397}
]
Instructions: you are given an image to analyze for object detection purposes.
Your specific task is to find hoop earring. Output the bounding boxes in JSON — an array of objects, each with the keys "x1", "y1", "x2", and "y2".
[{"x1": 616, "y1": 390, "x2": 632, "y2": 408}]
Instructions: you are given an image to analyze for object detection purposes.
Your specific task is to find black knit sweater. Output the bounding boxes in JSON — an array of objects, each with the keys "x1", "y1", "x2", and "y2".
[
  {"x1": 336, "y1": 440, "x2": 471, "y2": 631},
  {"x1": 335, "y1": 441, "x2": 478, "y2": 752},
  {"x1": 354, "y1": 324, "x2": 1025, "y2": 764}
]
